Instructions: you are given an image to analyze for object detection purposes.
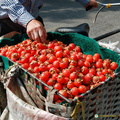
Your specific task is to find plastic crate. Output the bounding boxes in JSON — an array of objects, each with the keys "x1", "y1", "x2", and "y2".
[
  {"x1": 0, "y1": 57, "x2": 120, "y2": 120},
  {"x1": 0, "y1": 32, "x2": 120, "y2": 120}
]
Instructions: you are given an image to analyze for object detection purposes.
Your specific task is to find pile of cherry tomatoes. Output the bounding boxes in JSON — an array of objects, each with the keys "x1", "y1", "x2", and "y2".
[{"x1": 0, "y1": 39, "x2": 118, "y2": 103}]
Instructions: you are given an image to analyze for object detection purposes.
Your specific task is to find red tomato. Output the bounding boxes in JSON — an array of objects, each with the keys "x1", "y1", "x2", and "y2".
[
  {"x1": 49, "y1": 55, "x2": 57, "y2": 63},
  {"x1": 55, "y1": 51, "x2": 63, "y2": 58},
  {"x1": 99, "y1": 75, "x2": 106, "y2": 82},
  {"x1": 77, "y1": 60, "x2": 84, "y2": 67},
  {"x1": 70, "y1": 87, "x2": 79, "y2": 96},
  {"x1": 57, "y1": 75, "x2": 65, "y2": 84},
  {"x1": 74, "y1": 46, "x2": 81, "y2": 52},
  {"x1": 52, "y1": 73, "x2": 59, "y2": 80},
  {"x1": 21, "y1": 63, "x2": 29, "y2": 69},
  {"x1": 47, "y1": 43, "x2": 55, "y2": 49},
  {"x1": 39, "y1": 64, "x2": 48, "y2": 72},
  {"x1": 102, "y1": 69, "x2": 108, "y2": 75},
  {"x1": 40, "y1": 71, "x2": 50, "y2": 82},
  {"x1": 47, "y1": 78, "x2": 56, "y2": 86},
  {"x1": 54, "y1": 83, "x2": 63, "y2": 91},
  {"x1": 74, "y1": 79, "x2": 82, "y2": 87},
  {"x1": 67, "y1": 81, "x2": 75, "y2": 89},
  {"x1": 103, "y1": 60, "x2": 111, "y2": 69},
  {"x1": 82, "y1": 73, "x2": 93, "y2": 85},
  {"x1": 29, "y1": 56, "x2": 36, "y2": 63},
  {"x1": 110, "y1": 62, "x2": 118, "y2": 70},
  {"x1": 84, "y1": 60, "x2": 91, "y2": 68},
  {"x1": 93, "y1": 53, "x2": 100, "y2": 62},
  {"x1": 81, "y1": 66, "x2": 89, "y2": 75},
  {"x1": 53, "y1": 60, "x2": 60, "y2": 68},
  {"x1": 69, "y1": 72, "x2": 78, "y2": 80},
  {"x1": 24, "y1": 53, "x2": 31, "y2": 59},
  {"x1": 59, "y1": 90, "x2": 68, "y2": 98},
  {"x1": 63, "y1": 49, "x2": 70, "y2": 57},
  {"x1": 54, "y1": 46, "x2": 63, "y2": 52},
  {"x1": 33, "y1": 66, "x2": 40, "y2": 73},
  {"x1": 59, "y1": 61, "x2": 68, "y2": 69},
  {"x1": 86, "y1": 55, "x2": 93, "y2": 63},
  {"x1": 70, "y1": 54, "x2": 78, "y2": 61},
  {"x1": 95, "y1": 61, "x2": 103, "y2": 68},
  {"x1": 62, "y1": 69, "x2": 71, "y2": 77},
  {"x1": 78, "y1": 85, "x2": 87, "y2": 93},
  {"x1": 89, "y1": 68, "x2": 96, "y2": 75},
  {"x1": 68, "y1": 43, "x2": 76, "y2": 50},
  {"x1": 39, "y1": 55, "x2": 47, "y2": 62}
]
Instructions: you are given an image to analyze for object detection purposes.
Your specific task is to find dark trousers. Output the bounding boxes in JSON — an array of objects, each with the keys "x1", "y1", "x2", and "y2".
[{"x1": 0, "y1": 16, "x2": 44, "y2": 36}]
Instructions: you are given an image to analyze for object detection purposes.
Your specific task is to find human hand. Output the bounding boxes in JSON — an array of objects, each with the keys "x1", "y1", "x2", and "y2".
[
  {"x1": 85, "y1": 0, "x2": 98, "y2": 10},
  {"x1": 26, "y1": 19, "x2": 47, "y2": 43}
]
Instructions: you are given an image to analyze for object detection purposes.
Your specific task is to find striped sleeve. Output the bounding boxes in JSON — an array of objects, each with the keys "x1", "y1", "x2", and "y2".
[
  {"x1": 0, "y1": 0, "x2": 35, "y2": 27},
  {"x1": 75, "y1": 0, "x2": 90, "y2": 6}
]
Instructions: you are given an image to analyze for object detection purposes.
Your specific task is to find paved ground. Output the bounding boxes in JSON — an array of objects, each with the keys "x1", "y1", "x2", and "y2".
[{"x1": 39, "y1": 0, "x2": 120, "y2": 48}]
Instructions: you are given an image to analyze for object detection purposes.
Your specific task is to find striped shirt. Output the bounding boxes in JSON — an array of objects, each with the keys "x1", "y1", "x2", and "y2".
[
  {"x1": 0, "y1": 0, "x2": 45, "y2": 28},
  {"x1": 0, "y1": 0, "x2": 89, "y2": 28}
]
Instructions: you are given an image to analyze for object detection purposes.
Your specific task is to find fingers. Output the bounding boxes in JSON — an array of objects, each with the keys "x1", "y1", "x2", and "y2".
[
  {"x1": 27, "y1": 29, "x2": 47, "y2": 43},
  {"x1": 38, "y1": 28, "x2": 47, "y2": 43},
  {"x1": 26, "y1": 19, "x2": 48, "y2": 43},
  {"x1": 85, "y1": 0, "x2": 98, "y2": 9}
]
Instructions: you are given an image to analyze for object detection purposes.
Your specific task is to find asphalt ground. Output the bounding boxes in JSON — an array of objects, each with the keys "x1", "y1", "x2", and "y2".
[{"x1": 39, "y1": 0, "x2": 120, "y2": 48}]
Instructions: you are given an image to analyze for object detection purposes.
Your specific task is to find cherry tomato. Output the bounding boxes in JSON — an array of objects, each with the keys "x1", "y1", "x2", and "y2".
[
  {"x1": 62, "y1": 69, "x2": 71, "y2": 77},
  {"x1": 57, "y1": 75, "x2": 65, "y2": 84},
  {"x1": 84, "y1": 60, "x2": 91, "y2": 68},
  {"x1": 54, "y1": 46, "x2": 63, "y2": 52},
  {"x1": 54, "y1": 83, "x2": 63, "y2": 91},
  {"x1": 39, "y1": 71, "x2": 50, "y2": 82},
  {"x1": 82, "y1": 73, "x2": 93, "y2": 85},
  {"x1": 47, "y1": 43, "x2": 55, "y2": 49},
  {"x1": 74, "y1": 79, "x2": 82, "y2": 87},
  {"x1": 77, "y1": 60, "x2": 84, "y2": 67},
  {"x1": 70, "y1": 87, "x2": 79, "y2": 96},
  {"x1": 21, "y1": 63, "x2": 29, "y2": 69},
  {"x1": 95, "y1": 61, "x2": 103, "y2": 68},
  {"x1": 93, "y1": 53, "x2": 100, "y2": 62},
  {"x1": 81, "y1": 66, "x2": 89, "y2": 75},
  {"x1": 63, "y1": 49, "x2": 70, "y2": 57},
  {"x1": 33, "y1": 66, "x2": 40, "y2": 73},
  {"x1": 110, "y1": 62, "x2": 118, "y2": 70},
  {"x1": 47, "y1": 78, "x2": 56, "y2": 86},
  {"x1": 67, "y1": 81, "x2": 75, "y2": 89},
  {"x1": 69, "y1": 72, "x2": 78, "y2": 80},
  {"x1": 99, "y1": 75, "x2": 106, "y2": 82},
  {"x1": 49, "y1": 56, "x2": 57, "y2": 63},
  {"x1": 89, "y1": 68, "x2": 96, "y2": 75},
  {"x1": 78, "y1": 85, "x2": 87, "y2": 93},
  {"x1": 68, "y1": 43, "x2": 76, "y2": 50},
  {"x1": 53, "y1": 60, "x2": 60, "y2": 68},
  {"x1": 55, "y1": 51, "x2": 63, "y2": 58},
  {"x1": 59, "y1": 61, "x2": 68, "y2": 69},
  {"x1": 39, "y1": 55, "x2": 47, "y2": 62},
  {"x1": 86, "y1": 55, "x2": 93, "y2": 63},
  {"x1": 59, "y1": 90, "x2": 68, "y2": 98},
  {"x1": 74, "y1": 46, "x2": 81, "y2": 52}
]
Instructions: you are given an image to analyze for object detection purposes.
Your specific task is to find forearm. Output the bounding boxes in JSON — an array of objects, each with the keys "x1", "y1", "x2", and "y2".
[
  {"x1": 76, "y1": 0, "x2": 90, "y2": 6},
  {"x1": 0, "y1": 0, "x2": 35, "y2": 27}
]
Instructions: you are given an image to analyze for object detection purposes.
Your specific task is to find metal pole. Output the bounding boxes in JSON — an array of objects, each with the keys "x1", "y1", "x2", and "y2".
[{"x1": 94, "y1": 29, "x2": 120, "y2": 41}]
